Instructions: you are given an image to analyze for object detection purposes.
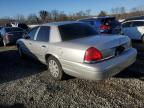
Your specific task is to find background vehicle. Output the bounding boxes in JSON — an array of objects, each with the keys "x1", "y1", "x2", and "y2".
[
  {"x1": 122, "y1": 18, "x2": 144, "y2": 42},
  {"x1": 0, "y1": 26, "x2": 3, "y2": 44},
  {"x1": 78, "y1": 16, "x2": 122, "y2": 34},
  {"x1": 17, "y1": 21, "x2": 137, "y2": 81},
  {"x1": 11, "y1": 23, "x2": 30, "y2": 32},
  {"x1": 1, "y1": 27, "x2": 25, "y2": 46}
]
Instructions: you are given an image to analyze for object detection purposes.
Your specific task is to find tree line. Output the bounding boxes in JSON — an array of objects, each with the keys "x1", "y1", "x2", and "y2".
[
  {"x1": 0, "y1": 9, "x2": 92, "y2": 25},
  {"x1": 0, "y1": 6, "x2": 144, "y2": 25}
]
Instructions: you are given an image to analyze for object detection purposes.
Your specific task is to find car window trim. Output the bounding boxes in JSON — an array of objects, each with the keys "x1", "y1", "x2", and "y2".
[
  {"x1": 27, "y1": 26, "x2": 39, "y2": 40},
  {"x1": 34, "y1": 27, "x2": 41, "y2": 40},
  {"x1": 35, "y1": 26, "x2": 50, "y2": 42}
]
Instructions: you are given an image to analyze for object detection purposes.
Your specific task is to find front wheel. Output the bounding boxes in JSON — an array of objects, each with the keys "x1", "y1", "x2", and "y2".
[{"x1": 47, "y1": 56, "x2": 65, "y2": 80}]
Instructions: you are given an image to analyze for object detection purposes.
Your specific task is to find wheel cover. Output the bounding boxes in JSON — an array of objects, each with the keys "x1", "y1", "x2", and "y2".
[{"x1": 49, "y1": 60, "x2": 59, "y2": 78}]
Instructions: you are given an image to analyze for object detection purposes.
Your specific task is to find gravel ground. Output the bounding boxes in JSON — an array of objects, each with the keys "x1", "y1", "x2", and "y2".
[{"x1": 0, "y1": 45, "x2": 144, "y2": 108}]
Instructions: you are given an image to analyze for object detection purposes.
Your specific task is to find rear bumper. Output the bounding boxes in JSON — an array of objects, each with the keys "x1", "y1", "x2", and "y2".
[{"x1": 61, "y1": 48, "x2": 137, "y2": 80}]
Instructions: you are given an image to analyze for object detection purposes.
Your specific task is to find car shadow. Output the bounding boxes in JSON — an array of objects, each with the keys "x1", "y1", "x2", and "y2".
[
  {"x1": 0, "y1": 49, "x2": 47, "y2": 84},
  {"x1": 114, "y1": 59, "x2": 144, "y2": 80},
  {"x1": 132, "y1": 42, "x2": 144, "y2": 59},
  {"x1": 113, "y1": 42, "x2": 144, "y2": 80},
  {"x1": 0, "y1": 103, "x2": 25, "y2": 108}
]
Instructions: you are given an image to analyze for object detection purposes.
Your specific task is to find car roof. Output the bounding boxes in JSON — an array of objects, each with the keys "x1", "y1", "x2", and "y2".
[
  {"x1": 122, "y1": 19, "x2": 144, "y2": 23},
  {"x1": 43, "y1": 21, "x2": 84, "y2": 27},
  {"x1": 124, "y1": 16, "x2": 144, "y2": 22}
]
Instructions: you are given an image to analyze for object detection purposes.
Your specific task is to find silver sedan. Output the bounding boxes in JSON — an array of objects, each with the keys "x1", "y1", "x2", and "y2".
[{"x1": 17, "y1": 21, "x2": 137, "y2": 80}]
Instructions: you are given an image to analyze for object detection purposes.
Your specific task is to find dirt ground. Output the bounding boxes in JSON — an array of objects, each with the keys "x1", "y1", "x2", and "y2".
[{"x1": 0, "y1": 45, "x2": 144, "y2": 108}]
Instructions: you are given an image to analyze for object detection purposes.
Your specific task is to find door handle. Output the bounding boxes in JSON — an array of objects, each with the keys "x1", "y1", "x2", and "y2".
[{"x1": 41, "y1": 45, "x2": 46, "y2": 48}]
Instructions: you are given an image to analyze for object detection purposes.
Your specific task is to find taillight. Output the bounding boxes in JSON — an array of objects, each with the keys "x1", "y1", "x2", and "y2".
[
  {"x1": 5, "y1": 33, "x2": 13, "y2": 39},
  {"x1": 100, "y1": 25, "x2": 110, "y2": 30},
  {"x1": 84, "y1": 47, "x2": 102, "y2": 63}
]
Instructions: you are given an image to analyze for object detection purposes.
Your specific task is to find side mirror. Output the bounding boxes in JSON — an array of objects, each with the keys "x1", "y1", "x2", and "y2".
[{"x1": 23, "y1": 33, "x2": 30, "y2": 39}]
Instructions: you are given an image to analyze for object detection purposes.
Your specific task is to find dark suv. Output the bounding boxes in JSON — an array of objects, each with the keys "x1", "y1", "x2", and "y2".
[
  {"x1": 0, "y1": 26, "x2": 3, "y2": 45},
  {"x1": 78, "y1": 16, "x2": 122, "y2": 34}
]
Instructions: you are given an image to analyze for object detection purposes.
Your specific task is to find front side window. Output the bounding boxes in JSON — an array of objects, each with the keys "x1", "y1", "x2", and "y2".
[
  {"x1": 122, "y1": 22, "x2": 132, "y2": 28},
  {"x1": 132, "y1": 21, "x2": 144, "y2": 27},
  {"x1": 28, "y1": 27, "x2": 39, "y2": 40},
  {"x1": 59, "y1": 23, "x2": 98, "y2": 41},
  {"x1": 36, "y1": 26, "x2": 50, "y2": 42}
]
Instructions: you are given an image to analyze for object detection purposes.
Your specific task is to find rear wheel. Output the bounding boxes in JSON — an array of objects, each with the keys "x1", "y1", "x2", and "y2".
[
  {"x1": 18, "y1": 46, "x2": 25, "y2": 58},
  {"x1": 47, "y1": 56, "x2": 65, "y2": 80}
]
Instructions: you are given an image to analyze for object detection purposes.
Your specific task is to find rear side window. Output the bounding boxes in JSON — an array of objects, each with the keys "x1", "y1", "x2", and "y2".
[
  {"x1": 122, "y1": 22, "x2": 132, "y2": 28},
  {"x1": 28, "y1": 27, "x2": 39, "y2": 40},
  {"x1": 59, "y1": 23, "x2": 98, "y2": 41},
  {"x1": 36, "y1": 26, "x2": 50, "y2": 42},
  {"x1": 132, "y1": 21, "x2": 144, "y2": 27},
  {"x1": 5, "y1": 27, "x2": 23, "y2": 32}
]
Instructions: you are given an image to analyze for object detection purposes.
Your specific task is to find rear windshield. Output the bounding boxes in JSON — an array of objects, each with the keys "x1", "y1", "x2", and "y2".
[
  {"x1": 101, "y1": 18, "x2": 121, "y2": 27},
  {"x1": 5, "y1": 27, "x2": 23, "y2": 32},
  {"x1": 18, "y1": 24, "x2": 29, "y2": 30},
  {"x1": 59, "y1": 23, "x2": 98, "y2": 41}
]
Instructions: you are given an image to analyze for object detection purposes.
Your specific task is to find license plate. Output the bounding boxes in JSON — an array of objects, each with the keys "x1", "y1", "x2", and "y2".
[{"x1": 115, "y1": 46, "x2": 125, "y2": 56}]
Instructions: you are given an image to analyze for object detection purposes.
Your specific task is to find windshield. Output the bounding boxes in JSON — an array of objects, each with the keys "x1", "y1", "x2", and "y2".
[
  {"x1": 59, "y1": 23, "x2": 98, "y2": 41},
  {"x1": 18, "y1": 24, "x2": 29, "y2": 30}
]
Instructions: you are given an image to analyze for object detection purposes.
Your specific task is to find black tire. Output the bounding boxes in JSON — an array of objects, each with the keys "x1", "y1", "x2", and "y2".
[
  {"x1": 47, "y1": 56, "x2": 65, "y2": 80},
  {"x1": 18, "y1": 46, "x2": 26, "y2": 58},
  {"x1": 142, "y1": 35, "x2": 144, "y2": 43}
]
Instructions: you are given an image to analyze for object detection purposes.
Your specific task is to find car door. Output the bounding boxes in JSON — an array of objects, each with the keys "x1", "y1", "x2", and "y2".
[
  {"x1": 130, "y1": 21, "x2": 144, "y2": 40},
  {"x1": 31, "y1": 26, "x2": 50, "y2": 63},
  {"x1": 122, "y1": 21, "x2": 133, "y2": 38},
  {"x1": 22, "y1": 26, "x2": 40, "y2": 57}
]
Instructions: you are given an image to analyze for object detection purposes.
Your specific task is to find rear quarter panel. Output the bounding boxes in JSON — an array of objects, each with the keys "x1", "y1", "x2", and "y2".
[{"x1": 46, "y1": 42, "x2": 87, "y2": 63}]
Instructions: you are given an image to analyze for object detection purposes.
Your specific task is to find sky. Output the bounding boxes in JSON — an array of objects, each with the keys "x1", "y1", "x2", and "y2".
[{"x1": 0, "y1": 0, "x2": 144, "y2": 18}]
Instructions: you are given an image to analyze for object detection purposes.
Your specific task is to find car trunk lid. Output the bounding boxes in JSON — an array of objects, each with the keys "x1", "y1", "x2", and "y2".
[{"x1": 67, "y1": 35, "x2": 130, "y2": 60}]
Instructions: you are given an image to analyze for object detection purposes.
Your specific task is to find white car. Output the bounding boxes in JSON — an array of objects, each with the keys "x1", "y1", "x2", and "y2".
[{"x1": 122, "y1": 19, "x2": 144, "y2": 42}]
